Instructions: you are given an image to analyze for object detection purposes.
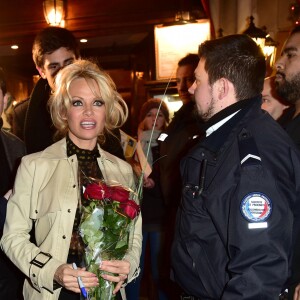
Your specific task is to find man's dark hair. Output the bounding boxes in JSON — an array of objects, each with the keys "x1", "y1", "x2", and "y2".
[
  {"x1": 0, "y1": 67, "x2": 7, "y2": 95},
  {"x1": 198, "y1": 34, "x2": 266, "y2": 100},
  {"x1": 178, "y1": 53, "x2": 199, "y2": 69},
  {"x1": 32, "y1": 27, "x2": 80, "y2": 68}
]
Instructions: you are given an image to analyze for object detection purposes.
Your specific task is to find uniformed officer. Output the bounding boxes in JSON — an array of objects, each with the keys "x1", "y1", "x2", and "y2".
[{"x1": 171, "y1": 34, "x2": 300, "y2": 300}]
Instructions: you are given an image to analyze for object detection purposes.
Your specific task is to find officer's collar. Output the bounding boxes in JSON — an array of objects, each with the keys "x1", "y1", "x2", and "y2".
[
  {"x1": 199, "y1": 96, "x2": 262, "y2": 154},
  {"x1": 206, "y1": 110, "x2": 240, "y2": 137},
  {"x1": 201, "y1": 98, "x2": 254, "y2": 131}
]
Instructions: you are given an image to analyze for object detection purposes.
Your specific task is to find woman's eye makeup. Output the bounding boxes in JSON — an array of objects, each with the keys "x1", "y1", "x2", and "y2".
[
  {"x1": 71, "y1": 99, "x2": 104, "y2": 107},
  {"x1": 94, "y1": 99, "x2": 104, "y2": 106},
  {"x1": 72, "y1": 99, "x2": 82, "y2": 106}
]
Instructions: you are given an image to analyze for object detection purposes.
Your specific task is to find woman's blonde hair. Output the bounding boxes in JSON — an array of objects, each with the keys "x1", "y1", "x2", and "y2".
[{"x1": 49, "y1": 59, "x2": 128, "y2": 142}]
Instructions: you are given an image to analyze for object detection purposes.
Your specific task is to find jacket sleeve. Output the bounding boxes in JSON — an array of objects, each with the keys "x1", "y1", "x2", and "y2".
[
  {"x1": 222, "y1": 160, "x2": 295, "y2": 299},
  {"x1": 0, "y1": 195, "x2": 7, "y2": 232},
  {"x1": 0, "y1": 156, "x2": 64, "y2": 293}
]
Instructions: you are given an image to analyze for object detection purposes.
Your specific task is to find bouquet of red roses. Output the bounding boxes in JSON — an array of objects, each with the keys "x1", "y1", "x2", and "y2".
[{"x1": 79, "y1": 179, "x2": 140, "y2": 300}]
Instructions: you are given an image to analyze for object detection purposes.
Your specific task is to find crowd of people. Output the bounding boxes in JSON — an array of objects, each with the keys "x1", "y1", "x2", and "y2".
[{"x1": 2, "y1": 23, "x2": 300, "y2": 300}]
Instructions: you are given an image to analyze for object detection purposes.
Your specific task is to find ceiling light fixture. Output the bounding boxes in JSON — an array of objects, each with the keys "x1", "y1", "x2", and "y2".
[
  {"x1": 43, "y1": 0, "x2": 65, "y2": 27},
  {"x1": 154, "y1": 12, "x2": 210, "y2": 80},
  {"x1": 174, "y1": 11, "x2": 197, "y2": 24}
]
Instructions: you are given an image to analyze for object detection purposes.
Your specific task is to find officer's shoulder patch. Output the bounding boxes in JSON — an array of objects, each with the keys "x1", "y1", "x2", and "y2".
[{"x1": 240, "y1": 192, "x2": 272, "y2": 222}]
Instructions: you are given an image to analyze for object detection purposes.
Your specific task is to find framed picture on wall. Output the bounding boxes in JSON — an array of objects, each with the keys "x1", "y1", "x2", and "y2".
[{"x1": 154, "y1": 19, "x2": 210, "y2": 80}]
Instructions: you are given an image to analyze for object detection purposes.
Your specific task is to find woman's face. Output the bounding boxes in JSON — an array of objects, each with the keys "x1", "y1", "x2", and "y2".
[
  {"x1": 66, "y1": 77, "x2": 106, "y2": 150},
  {"x1": 143, "y1": 108, "x2": 166, "y2": 131}
]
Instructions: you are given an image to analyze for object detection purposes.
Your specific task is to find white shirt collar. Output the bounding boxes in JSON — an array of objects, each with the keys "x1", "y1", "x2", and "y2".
[{"x1": 206, "y1": 110, "x2": 241, "y2": 137}]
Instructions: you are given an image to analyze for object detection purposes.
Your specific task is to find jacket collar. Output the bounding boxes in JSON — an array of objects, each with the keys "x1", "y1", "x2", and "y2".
[
  {"x1": 38, "y1": 138, "x2": 117, "y2": 164},
  {"x1": 193, "y1": 96, "x2": 262, "y2": 155}
]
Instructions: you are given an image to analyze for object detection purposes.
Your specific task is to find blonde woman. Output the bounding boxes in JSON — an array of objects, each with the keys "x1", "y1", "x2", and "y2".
[{"x1": 1, "y1": 60, "x2": 141, "y2": 300}]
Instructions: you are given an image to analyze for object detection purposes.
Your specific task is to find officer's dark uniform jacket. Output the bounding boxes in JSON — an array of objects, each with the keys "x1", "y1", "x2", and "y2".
[{"x1": 171, "y1": 97, "x2": 300, "y2": 300}]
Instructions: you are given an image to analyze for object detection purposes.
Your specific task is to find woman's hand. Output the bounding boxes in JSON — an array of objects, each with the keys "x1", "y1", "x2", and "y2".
[
  {"x1": 100, "y1": 260, "x2": 130, "y2": 294},
  {"x1": 54, "y1": 264, "x2": 98, "y2": 293}
]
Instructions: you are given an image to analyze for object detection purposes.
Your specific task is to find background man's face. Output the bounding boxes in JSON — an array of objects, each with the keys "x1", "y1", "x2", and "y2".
[
  {"x1": 37, "y1": 47, "x2": 76, "y2": 91},
  {"x1": 262, "y1": 77, "x2": 288, "y2": 120},
  {"x1": 176, "y1": 64, "x2": 195, "y2": 104},
  {"x1": 275, "y1": 32, "x2": 300, "y2": 104}
]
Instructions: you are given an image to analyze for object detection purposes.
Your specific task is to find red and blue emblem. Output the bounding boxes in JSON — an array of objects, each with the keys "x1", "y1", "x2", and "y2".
[{"x1": 240, "y1": 192, "x2": 272, "y2": 222}]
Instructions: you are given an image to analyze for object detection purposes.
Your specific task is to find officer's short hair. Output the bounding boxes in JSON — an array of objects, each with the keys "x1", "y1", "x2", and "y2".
[{"x1": 198, "y1": 34, "x2": 266, "y2": 101}]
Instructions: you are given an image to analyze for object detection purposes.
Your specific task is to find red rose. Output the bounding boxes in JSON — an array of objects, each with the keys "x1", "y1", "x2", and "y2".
[
  {"x1": 120, "y1": 199, "x2": 140, "y2": 220},
  {"x1": 84, "y1": 183, "x2": 130, "y2": 203},
  {"x1": 84, "y1": 183, "x2": 107, "y2": 200},
  {"x1": 109, "y1": 186, "x2": 130, "y2": 202}
]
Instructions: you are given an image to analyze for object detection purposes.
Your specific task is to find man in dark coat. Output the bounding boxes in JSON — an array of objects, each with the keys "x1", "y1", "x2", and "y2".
[
  {"x1": 171, "y1": 34, "x2": 300, "y2": 299},
  {"x1": 158, "y1": 54, "x2": 203, "y2": 297},
  {"x1": 159, "y1": 53, "x2": 201, "y2": 210},
  {"x1": 0, "y1": 67, "x2": 26, "y2": 299}
]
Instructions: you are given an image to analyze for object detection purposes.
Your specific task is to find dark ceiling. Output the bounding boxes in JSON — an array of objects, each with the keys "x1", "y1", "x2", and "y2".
[{"x1": 0, "y1": 0, "x2": 206, "y2": 77}]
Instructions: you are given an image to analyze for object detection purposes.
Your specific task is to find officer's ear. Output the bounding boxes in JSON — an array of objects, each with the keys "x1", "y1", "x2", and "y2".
[{"x1": 214, "y1": 78, "x2": 230, "y2": 100}]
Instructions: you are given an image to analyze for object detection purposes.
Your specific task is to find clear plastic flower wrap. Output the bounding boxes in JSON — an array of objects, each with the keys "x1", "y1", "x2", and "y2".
[{"x1": 79, "y1": 178, "x2": 140, "y2": 300}]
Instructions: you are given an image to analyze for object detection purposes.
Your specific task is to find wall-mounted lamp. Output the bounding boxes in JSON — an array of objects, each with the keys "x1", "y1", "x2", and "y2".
[
  {"x1": 43, "y1": 0, "x2": 65, "y2": 27},
  {"x1": 217, "y1": 28, "x2": 224, "y2": 38},
  {"x1": 242, "y1": 17, "x2": 278, "y2": 71},
  {"x1": 242, "y1": 16, "x2": 267, "y2": 49},
  {"x1": 262, "y1": 27, "x2": 278, "y2": 69}
]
